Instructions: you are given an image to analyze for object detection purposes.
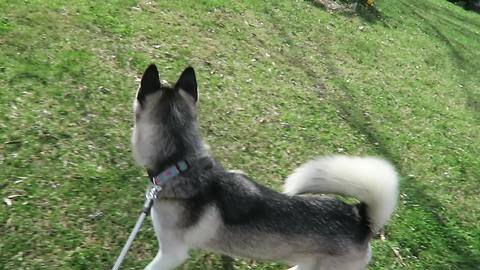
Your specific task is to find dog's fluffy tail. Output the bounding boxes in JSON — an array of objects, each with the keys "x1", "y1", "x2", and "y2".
[{"x1": 283, "y1": 155, "x2": 399, "y2": 233}]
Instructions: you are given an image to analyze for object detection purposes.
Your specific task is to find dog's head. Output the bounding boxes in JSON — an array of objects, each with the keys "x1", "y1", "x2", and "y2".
[{"x1": 132, "y1": 64, "x2": 201, "y2": 169}]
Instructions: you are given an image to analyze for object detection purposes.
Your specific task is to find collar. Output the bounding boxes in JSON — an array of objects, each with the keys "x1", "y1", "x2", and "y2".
[{"x1": 149, "y1": 160, "x2": 190, "y2": 186}]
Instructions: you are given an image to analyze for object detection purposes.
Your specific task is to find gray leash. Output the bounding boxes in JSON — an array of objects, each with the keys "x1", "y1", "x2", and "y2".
[{"x1": 111, "y1": 186, "x2": 161, "y2": 270}]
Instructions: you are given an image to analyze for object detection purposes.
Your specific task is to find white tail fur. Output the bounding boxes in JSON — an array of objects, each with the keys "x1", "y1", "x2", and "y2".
[{"x1": 283, "y1": 155, "x2": 399, "y2": 233}]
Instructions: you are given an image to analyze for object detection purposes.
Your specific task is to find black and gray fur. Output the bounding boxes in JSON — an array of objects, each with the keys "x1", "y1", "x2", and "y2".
[{"x1": 132, "y1": 64, "x2": 399, "y2": 270}]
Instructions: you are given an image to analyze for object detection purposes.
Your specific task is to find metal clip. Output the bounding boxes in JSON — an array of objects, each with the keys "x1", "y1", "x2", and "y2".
[
  {"x1": 146, "y1": 185, "x2": 162, "y2": 200},
  {"x1": 142, "y1": 186, "x2": 161, "y2": 215}
]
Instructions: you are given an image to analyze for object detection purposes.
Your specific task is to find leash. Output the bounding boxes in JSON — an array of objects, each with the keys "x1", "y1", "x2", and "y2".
[
  {"x1": 110, "y1": 160, "x2": 191, "y2": 270},
  {"x1": 111, "y1": 186, "x2": 161, "y2": 270}
]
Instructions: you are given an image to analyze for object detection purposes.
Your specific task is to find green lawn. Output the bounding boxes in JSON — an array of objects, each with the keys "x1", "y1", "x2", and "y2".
[{"x1": 1, "y1": 0, "x2": 479, "y2": 269}]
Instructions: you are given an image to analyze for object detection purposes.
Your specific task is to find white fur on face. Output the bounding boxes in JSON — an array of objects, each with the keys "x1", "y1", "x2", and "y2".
[
  {"x1": 131, "y1": 91, "x2": 166, "y2": 168},
  {"x1": 131, "y1": 120, "x2": 159, "y2": 168}
]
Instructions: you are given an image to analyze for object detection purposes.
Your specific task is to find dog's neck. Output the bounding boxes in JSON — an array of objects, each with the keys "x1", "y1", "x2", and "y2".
[
  {"x1": 146, "y1": 142, "x2": 210, "y2": 178},
  {"x1": 146, "y1": 153, "x2": 211, "y2": 181}
]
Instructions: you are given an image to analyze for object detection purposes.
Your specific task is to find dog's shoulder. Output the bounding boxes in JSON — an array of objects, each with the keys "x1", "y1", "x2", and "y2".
[{"x1": 208, "y1": 170, "x2": 287, "y2": 225}]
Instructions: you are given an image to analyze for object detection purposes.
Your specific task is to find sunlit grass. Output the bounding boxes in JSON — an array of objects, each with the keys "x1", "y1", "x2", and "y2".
[{"x1": 1, "y1": 0, "x2": 479, "y2": 269}]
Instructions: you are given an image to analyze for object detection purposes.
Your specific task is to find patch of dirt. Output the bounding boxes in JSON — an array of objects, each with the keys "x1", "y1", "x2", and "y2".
[{"x1": 313, "y1": 0, "x2": 351, "y2": 11}]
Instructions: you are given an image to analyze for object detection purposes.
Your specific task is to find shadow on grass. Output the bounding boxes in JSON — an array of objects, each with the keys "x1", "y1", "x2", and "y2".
[
  {"x1": 221, "y1": 255, "x2": 234, "y2": 270},
  {"x1": 447, "y1": 0, "x2": 480, "y2": 13},
  {"x1": 397, "y1": 0, "x2": 480, "y2": 121},
  {"x1": 333, "y1": 82, "x2": 480, "y2": 268}
]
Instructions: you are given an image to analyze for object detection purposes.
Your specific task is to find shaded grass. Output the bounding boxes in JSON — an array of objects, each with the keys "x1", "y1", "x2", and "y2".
[{"x1": 0, "y1": 0, "x2": 479, "y2": 269}]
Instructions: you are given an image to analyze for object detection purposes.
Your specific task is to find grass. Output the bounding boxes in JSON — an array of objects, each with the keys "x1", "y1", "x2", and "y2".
[{"x1": 0, "y1": 0, "x2": 479, "y2": 269}]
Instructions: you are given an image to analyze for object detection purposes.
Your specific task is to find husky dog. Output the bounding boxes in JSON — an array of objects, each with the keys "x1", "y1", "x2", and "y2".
[{"x1": 131, "y1": 64, "x2": 399, "y2": 270}]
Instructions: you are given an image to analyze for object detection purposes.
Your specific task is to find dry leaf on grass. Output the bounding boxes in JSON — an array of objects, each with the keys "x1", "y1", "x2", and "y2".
[
  {"x1": 380, "y1": 231, "x2": 386, "y2": 241},
  {"x1": 313, "y1": 0, "x2": 350, "y2": 11},
  {"x1": 392, "y1": 247, "x2": 406, "y2": 266},
  {"x1": 3, "y1": 198, "x2": 12, "y2": 206}
]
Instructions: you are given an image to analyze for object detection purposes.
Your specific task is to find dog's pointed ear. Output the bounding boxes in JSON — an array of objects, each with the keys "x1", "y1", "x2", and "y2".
[
  {"x1": 175, "y1": 67, "x2": 198, "y2": 102},
  {"x1": 138, "y1": 64, "x2": 161, "y2": 104}
]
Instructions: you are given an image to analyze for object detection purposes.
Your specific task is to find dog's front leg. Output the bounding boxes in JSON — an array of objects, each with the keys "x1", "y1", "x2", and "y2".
[
  {"x1": 286, "y1": 259, "x2": 319, "y2": 270},
  {"x1": 144, "y1": 248, "x2": 189, "y2": 270},
  {"x1": 145, "y1": 204, "x2": 189, "y2": 270}
]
